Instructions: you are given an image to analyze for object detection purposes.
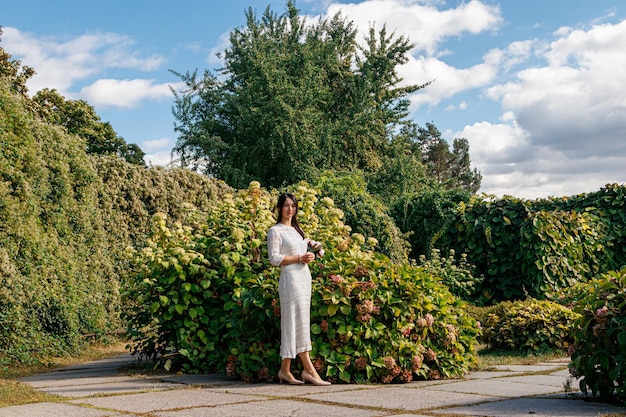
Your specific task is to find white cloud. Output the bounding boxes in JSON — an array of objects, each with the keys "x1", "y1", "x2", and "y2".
[
  {"x1": 144, "y1": 150, "x2": 176, "y2": 167},
  {"x1": 403, "y1": 55, "x2": 497, "y2": 108},
  {"x1": 459, "y1": 119, "x2": 626, "y2": 198},
  {"x1": 318, "y1": 1, "x2": 503, "y2": 109},
  {"x1": 141, "y1": 137, "x2": 174, "y2": 153},
  {"x1": 80, "y1": 79, "x2": 185, "y2": 109},
  {"x1": 487, "y1": 19, "x2": 626, "y2": 160},
  {"x1": 2, "y1": 26, "x2": 166, "y2": 96},
  {"x1": 325, "y1": 0, "x2": 502, "y2": 54}
]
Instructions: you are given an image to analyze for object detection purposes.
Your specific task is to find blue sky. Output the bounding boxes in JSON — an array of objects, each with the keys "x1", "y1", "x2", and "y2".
[{"x1": 2, "y1": 0, "x2": 625, "y2": 199}]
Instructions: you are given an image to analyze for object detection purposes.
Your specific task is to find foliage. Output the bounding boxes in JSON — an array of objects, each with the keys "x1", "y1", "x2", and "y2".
[
  {"x1": 0, "y1": 76, "x2": 230, "y2": 366},
  {"x1": 0, "y1": 78, "x2": 119, "y2": 361},
  {"x1": 0, "y1": 28, "x2": 35, "y2": 100},
  {"x1": 521, "y1": 209, "x2": 605, "y2": 299},
  {"x1": 392, "y1": 187, "x2": 470, "y2": 259},
  {"x1": 365, "y1": 124, "x2": 433, "y2": 206},
  {"x1": 439, "y1": 188, "x2": 625, "y2": 303},
  {"x1": 124, "y1": 182, "x2": 480, "y2": 382},
  {"x1": 569, "y1": 268, "x2": 626, "y2": 402},
  {"x1": 313, "y1": 170, "x2": 410, "y2": 263},
  {"x1": 171, "y1": 1, "x2": 428, "y2": 190},
  {"x1": 0, "y1": 41, "x2": 145, "y2": 164},
  {"x1": 530, "y1": 183, "x2": 626, "y2": 272},
  {"x1": 480, "y1": 299, "x2": 580, "y2": 352},
  {"x1": 418, "y1": 249, "x2": 483, "y2": 301}
]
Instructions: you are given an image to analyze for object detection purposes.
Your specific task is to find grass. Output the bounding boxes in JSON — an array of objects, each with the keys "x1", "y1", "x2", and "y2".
[
  {"x1": 472, "y1": 345, "x2": 569, "y2": 371},
  {"x1": 0, "y1": 340, "x2": 128, "y2": 408}
]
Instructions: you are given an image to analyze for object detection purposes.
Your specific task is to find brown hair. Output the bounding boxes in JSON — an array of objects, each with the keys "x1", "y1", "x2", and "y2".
[{"x1": 276, "y1": 193, "x2": 305, "y2": 239}]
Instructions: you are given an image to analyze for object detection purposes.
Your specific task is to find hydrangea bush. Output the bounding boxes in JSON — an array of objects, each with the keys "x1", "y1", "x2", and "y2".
[
  {"x1": 123, "y1": 182, "x2": 480, "y2": 382},
  {"x1": 569, "y1": 268, "x2": 626, "y2": 402}
]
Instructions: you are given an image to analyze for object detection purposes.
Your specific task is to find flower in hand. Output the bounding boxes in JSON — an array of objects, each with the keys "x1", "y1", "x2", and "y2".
[{"x1": 307, "y1": 239, "x2": 325, "y2": 258}]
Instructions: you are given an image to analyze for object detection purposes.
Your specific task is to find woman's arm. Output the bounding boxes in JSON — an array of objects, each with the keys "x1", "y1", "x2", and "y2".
[
  {"x1": 267, "y1": 228, "x2": 285, "y2": 266},
  {"x1": 268, "y1": 228, "x2": 314, "y2": 266},
  {"x1": 282, "y1": 252, "x2": 314, "y2": 266}
]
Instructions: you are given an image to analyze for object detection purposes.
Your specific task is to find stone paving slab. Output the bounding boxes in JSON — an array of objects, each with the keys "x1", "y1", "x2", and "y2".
[
  {"x1": 491, "y1": 364, "x2": 567, "y2": 372},
  {"x1": 462, "y1": 371, "x2": 519, "y2": 379},
  {"x1": 18, "y1": 354, "x2": 139, "y2": 384},
  {"x1": 21, "y1": 375, "x2": 153, "y2": 389},
  {"x1": 70, "y1": 388, "x2": 262, "y2": 414},
  {"x1": 206, "y1": 381, "x2": 379, "y2": 396},
  {"x1": 552, "y1": 368, "x2": 575, "y2": 377},
  {"x1": 425, "y1": 377, "x2": 565, "y2": 397},
  {"x1": 503, "y1": 373, "x2": 570, "y2": 387},
  {"x1": 0, "y1": 402, "x2": 125, "y2": 417},
  {"x1": 39, "y1": 378, "x2": 182, "y2": 398},
  {"x1": 153, "y1": 399, "x2": 384, "y2": 417},
  {"x1": 300, "y1": 385, "x2": 500, "y2": 412},
  {"x1": 159, "y1": 373, "x2": 241, "y2": 386},
  {"x1": 431, "y1": 397, "x2": 625, "y2": 417}
]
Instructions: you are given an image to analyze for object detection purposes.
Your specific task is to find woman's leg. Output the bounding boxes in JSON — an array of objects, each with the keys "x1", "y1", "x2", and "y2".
[
  {"x1": 298, "y1": 352, "x2": 318, "y2": 376},
  {"x1": 280, "y1": 357, "x2": 292, "y2": 375},
  {"x1": 298, "y1": 351, "x2": 331, "y2": 385}
]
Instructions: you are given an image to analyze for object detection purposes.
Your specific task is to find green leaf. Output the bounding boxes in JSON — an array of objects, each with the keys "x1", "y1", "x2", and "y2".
[{"x1": 327, "y1": 304, "x2": 339, "y2": 317}]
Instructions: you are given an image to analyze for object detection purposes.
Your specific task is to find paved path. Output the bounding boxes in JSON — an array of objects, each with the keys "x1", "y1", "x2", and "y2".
[{"x1": 2, "y1": 354, "x2": 624, "y2": 416}]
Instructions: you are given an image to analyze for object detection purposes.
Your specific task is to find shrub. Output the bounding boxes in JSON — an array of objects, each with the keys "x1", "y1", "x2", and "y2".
[
  {"x1": 569, "y1": 268, "x2": 626, "y2": 402},
  {"x1": 418, "y1": 249, "x2": 483, "y2": 301},
  {"x1": 313, "y1": 171, "x2": 410, "y2": 263},
  {"x1": 392, "y1": 187, "x2": 470, "y2": 260},
  {"x1": 480, "y1": 299, "x2": 580, "y2": 352},
  {"x1": 124, "y1": 182, "x2": 481, "y2": 382},
  {"x1": 0, "y1": 78, "x2": 231, "y2": 366}
]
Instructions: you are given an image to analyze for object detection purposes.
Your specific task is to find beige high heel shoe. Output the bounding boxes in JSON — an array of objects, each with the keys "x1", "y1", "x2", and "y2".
[
  {"x1": 277, "y1": 370, "x2": 304, "y2": 385},
  {"x1": 302, "y1": 370, "x2": 331, "y2": 386}
]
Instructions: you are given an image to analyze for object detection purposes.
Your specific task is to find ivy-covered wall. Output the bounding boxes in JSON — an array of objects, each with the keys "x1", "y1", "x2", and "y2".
[{"x1": 437, "y1": 185, "x2": 626, "y2": 303}]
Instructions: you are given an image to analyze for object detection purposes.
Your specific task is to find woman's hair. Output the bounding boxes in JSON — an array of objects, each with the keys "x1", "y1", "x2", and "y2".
[{"x1": 276, "y1": 193, "x2": 305, "y2": 239}]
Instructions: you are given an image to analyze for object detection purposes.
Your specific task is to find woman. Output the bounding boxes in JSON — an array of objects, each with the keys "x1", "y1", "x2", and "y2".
[{"x1": 267, "y1": 193, "x2": 331, "y2": 386}]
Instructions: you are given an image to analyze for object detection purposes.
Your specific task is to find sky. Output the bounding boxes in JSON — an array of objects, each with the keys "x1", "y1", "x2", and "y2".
[{"x1": 2, "y1": 0, "x2": 625, "y2": 199}]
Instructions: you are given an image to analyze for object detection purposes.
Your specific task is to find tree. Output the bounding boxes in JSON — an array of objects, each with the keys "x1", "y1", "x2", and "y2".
[
  {"x1": 417, "y1": 122, "x2": 481, "y2": 193},
  {"x1": 171, "y1": 1, "x2": 429, "y2": 189},
  {"x1": 32, "y1": 88, "x2": 146, "y2": 165}
]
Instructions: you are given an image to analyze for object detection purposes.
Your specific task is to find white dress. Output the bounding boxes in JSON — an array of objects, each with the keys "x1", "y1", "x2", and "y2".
[{"x1": 267, "y1": 223, "x2": 312, "y2": 359}]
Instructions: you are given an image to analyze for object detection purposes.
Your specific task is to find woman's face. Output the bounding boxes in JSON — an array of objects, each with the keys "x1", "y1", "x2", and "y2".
[{"x1": 281, "y1": 197, "x2": 297, "y2": 222}]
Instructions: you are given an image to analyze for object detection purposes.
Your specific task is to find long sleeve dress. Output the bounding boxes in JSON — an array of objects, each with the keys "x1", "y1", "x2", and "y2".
[{"x1": 267, "y1": 223, "x2": 312, "y2": 359}]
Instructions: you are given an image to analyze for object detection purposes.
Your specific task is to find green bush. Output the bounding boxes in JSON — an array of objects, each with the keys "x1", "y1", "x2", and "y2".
[
  {"x1": 392, "y1": 187, "x2": 470, "y2": 260},
  {"x1": 0, "y1": 80, "x2": 117, "y2": 360},
  {"x1": 0, "y1": 78, "x2": 231, "y2": 366},
  {"x1": 313, "y1": 171, "x2": 410, "y2": 263},
  {"x1": 418, "y1": 249, "x2": 483, "y2": 301},
  {"x1": 480, "y1": 299, "x2": 580, "y2": 352},
  {"x1": 569, "y1": 268, "x2": 626, "y2": 401},
  {"x1": 521, "y1": 210, "x2": 605, "y2": 299},
  {"x1": 124, "y1": 182, "x2": 481, "y2": 382}
]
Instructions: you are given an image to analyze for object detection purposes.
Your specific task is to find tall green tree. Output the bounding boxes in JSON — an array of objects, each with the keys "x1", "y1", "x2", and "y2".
[
  {"x1": 418, "y1": 122, "x2": 481, "y2": 193},
  {"x1": 171, "y1": 1, "x2": 429, "y2": 189}
]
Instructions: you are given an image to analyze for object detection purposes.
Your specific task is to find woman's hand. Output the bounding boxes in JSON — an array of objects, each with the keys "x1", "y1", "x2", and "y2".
[{"x1": 300, "y1": 251, "x2": 315, "y2": 264}]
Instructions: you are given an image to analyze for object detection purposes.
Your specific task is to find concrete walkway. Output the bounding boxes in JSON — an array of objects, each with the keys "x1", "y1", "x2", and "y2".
[{"x1": 2, "y1": 354, "x2": 624, "y2": 416}]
